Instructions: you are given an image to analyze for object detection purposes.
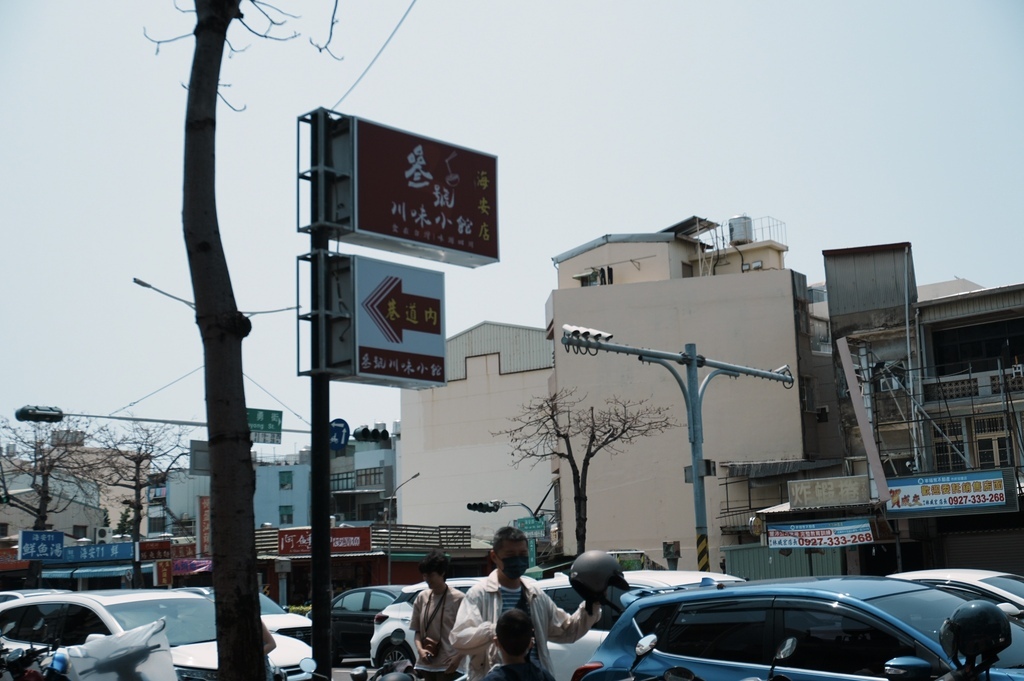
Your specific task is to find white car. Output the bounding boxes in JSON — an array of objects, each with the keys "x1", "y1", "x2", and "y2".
[
  {"x1": 369, "y1": 577, "x2": 484, "y2": 666},
  {"x1": 0, "y1": 589, "x2": 71, "y2": 603},
  {"x1": 177, "y1": 586, "x2": 313, "y2": 645},
  {"x1": 369, "y1": 569, "x2": 744, "y2": 681},
  {"x1": 0, "y1": 589, "x2": 313, "y2": 681},
  {"x1": 889, "y1": 568, "x2": 1024, "y2": 613}
]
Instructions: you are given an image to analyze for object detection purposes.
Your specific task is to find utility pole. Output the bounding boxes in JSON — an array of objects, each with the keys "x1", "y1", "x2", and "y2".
[{"x1": 561, "y1": 325, "x2": 794, "y2": 571}]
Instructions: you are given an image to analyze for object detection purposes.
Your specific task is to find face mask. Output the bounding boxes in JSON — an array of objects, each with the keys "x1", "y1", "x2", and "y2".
[{"x1": 501, "y1": 556, "x2": 530, "y2": 580}]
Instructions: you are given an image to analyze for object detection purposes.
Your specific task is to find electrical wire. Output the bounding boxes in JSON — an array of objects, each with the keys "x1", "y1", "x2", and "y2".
[
  {"x1": 109, "y1": 367, "x2": 204, "y2": 416},
  {"x1": 243, "y1": 372, "x2": 311, "y2": 426},
  {"x1": 331, "y1": 0, "x2": 417, "y2": 109}
]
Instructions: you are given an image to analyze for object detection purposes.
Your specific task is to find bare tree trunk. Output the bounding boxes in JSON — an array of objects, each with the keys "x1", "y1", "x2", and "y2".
[
  {"x1": 570, "y1": 459, "x2": 587, "y2": 554},
  {"x1": 183, "y1": 3, "x2": 260, "y2": 681}
]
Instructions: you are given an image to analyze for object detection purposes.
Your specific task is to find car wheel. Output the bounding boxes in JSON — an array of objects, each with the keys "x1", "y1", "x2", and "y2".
[{"x1": 381, "y1": 643, "x2": 414, "y2": 666}]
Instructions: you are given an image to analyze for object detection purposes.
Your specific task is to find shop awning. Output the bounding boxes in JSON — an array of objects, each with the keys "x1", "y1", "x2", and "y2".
[
  {"x1": 71, "y1": 563, "x2": 155, "y2": 579},
  {"x1": 41, "y1": 568, "x2": 75, "y2": 579}
]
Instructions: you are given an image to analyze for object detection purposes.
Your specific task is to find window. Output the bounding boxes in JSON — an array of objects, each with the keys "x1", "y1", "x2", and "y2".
[
  {"x1": 975, "y1": 416, "x2": 1012, "y2": 469},
  {"x1": 331, "y1": 471, "x2": 355, "y2": 492},
  {"x1": 368, "y1": 591, "x2": 395, "y2": 612},
  {"x1": 337, "y1": 591, "x2": 365, "y2": 612},
  {"x1": 356, "y1": 467, "x2": 383, "y2": 487},
  {"x1": 0, "y1": 523, "x2": 7, "y2": 537},
  {"x1": 655, "y1": 601, "x2": 768, "y2": 663},
  {"x1": 279, "y1": 471, "x2": 293, "y2": 490},
  {"x1": 61, "y1": 605, "x2": 110, "y2": 645},
  {"x1": 4, "y1": 602, "x2": 64, "y2": 644},
  {"x1": 148, "y1": 515, "x2": 166, "y2": 533},
  {"x1": 933, "y1": 419, "x2": 965, "y2": 473},
  {"x1": 72, "y1": 525, "x2": 88, "y2": 540},
  {"x1": 779, "y1": 605, "x2": 913, "y2": 677},
  {"x1": 279, "y1": 505, "x2": 294, "y2": 525}
]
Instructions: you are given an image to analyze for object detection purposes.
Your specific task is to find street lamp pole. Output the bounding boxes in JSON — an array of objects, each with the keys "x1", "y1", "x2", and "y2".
[
  {"x1": 387, "y1": 472, "x2": 420, "y2": 584},
  {"x1": 561, "y1": 326, "x2": 794, "y2": 571}
]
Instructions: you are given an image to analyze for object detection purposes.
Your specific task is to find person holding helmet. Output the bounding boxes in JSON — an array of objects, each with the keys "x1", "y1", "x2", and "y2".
[{"x1": 451, "y1": 529, "x2": 617, "y2": 681}]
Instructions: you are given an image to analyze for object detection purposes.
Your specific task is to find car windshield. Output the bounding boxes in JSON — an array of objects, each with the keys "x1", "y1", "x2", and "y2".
[
  {"x1": 192, "y1": 589, "x2": 288, "y2": 616},
  {"x1": 105, "y1": 598, "x2": 218, "y2": 646},
  {"x1": 870, "y1": 587, "x2": 1024, "y2": 668},
  {"x1": 982, "y1": 575, "x2": 1024, "y2": 601},
  {"x1": 259, "y1": 594, "x2": 287, "y2": 616}
]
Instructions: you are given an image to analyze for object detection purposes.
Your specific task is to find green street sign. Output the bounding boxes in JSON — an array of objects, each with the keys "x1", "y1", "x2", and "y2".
[
  {"x1": 515, "y1": 517, "x2": 546, "y2": 539},
  {"x1": 247, "y1": 408, "x2": 283, "y2": 445}
]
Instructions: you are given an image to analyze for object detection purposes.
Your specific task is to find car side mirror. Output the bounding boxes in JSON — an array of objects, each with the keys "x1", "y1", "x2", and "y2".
[{"x1": 883, "y1": 656, "x2": 932, "y2": 681}]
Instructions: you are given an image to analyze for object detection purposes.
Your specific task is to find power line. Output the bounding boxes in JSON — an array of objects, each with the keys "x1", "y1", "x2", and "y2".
[{"x1": 331, "y1": 0, "x2": 417, "y2": 109}]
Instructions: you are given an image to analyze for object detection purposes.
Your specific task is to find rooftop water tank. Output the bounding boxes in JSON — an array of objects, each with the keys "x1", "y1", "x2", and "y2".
[{"x1": 729, "y1": 215, "x2": 753, "y2": 245}]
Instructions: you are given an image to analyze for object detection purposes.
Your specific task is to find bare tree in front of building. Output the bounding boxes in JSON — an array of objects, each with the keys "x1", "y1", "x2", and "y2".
[
  {"x1": 494, "y1": 388, "x2": 677, "y2": 553},
  {"x1": 0, "y1": 417, "x2": 103, "y2": 585},
  {"x1": 92, "y1": 420, "x2": 188, "y2": 586}
]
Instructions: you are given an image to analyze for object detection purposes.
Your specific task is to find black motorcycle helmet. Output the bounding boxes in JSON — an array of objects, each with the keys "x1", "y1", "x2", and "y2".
[
  {"x1": 939, "y1": 600, "x2": 1011, "y2": 661},
  {"x1": 569, "y1": 550, "x2": 629, "y2": 601}
]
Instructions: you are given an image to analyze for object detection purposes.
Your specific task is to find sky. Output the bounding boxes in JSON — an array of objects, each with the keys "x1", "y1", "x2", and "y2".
[{"x1": 2, "y1": 1, "x2": 1022, "y2": 455}]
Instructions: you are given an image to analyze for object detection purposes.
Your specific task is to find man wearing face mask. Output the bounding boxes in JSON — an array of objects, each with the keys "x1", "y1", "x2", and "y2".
[{"x1": 451, "y1": 526, "x2": 603, "y2": 681}]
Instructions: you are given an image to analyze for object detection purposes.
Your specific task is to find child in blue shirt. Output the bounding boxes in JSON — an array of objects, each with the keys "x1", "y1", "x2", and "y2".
[{"x1": 482, "y1": 609, "x2": 556, "y2": 681}]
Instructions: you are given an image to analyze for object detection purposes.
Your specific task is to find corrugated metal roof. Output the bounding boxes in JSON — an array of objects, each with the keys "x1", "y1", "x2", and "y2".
[
  {"x1": 723, "y1": 459, "x2": 843, "y2": 478},
  {"x1": 823, "y1": 243, "x2": 917, "y2": 316},
  {"x1": 917, "y1": 282, "x2": 1024, "y2": 325},
  {"x1": 447, "y1": 322, "x2": 553, "y2": 381}
]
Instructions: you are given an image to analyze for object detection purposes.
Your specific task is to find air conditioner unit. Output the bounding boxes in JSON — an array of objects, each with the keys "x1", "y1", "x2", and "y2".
[{"x1": 95, "y1": 527, "x2": 117, "y2": 544}]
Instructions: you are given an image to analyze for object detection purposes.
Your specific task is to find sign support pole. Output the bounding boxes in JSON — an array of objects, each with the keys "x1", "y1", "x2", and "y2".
[
  {"x1": 308, "y1": 109, "x2": 334, "y2": 674},
  {"x1": 562, "y1": 330, "x2": 793, "y2": 571}
]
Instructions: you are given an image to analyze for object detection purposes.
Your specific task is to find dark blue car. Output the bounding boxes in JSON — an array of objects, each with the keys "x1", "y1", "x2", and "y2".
[{"x1": 573, "y1": 576, "x2": 1024, "y2": 681}]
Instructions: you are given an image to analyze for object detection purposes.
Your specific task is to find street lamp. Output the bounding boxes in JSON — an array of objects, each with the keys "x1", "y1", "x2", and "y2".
[
  {"x1": 561, "y1": 324, "x2": 793, "y2": 571},
  {"x1": 387, "y1": 472, "x2": 420, "y2": 584}
]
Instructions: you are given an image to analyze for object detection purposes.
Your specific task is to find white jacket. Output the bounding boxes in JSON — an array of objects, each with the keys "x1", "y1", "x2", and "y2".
[{"x1": 450, "y1": 571, "x2": 601, "y2": 681}]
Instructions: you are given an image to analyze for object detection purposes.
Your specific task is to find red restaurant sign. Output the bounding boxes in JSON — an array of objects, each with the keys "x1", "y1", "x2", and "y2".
[
  {"x1": 278, "y1": 527, "x2": 371, "y2": 556},
  {"x1": 139, "y1": 540, "x2": 172, "y2": 561},
  {"x1": 310, "y1": 111, "x2": 499, "y2": 268}
]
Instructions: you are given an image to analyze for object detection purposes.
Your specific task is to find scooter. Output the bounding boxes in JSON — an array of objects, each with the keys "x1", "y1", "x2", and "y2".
[
  {"x1": 350, "y1": 630, "x2": 417, "y2": 681},
  {"x1": 2, "y1": 644, "x2": 52, "y2": 681}
]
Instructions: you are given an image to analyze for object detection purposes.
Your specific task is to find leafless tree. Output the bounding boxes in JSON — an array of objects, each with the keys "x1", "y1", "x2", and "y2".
[
  {"x1": 0, "y1": 417, "x2": 103, "y2": 585},
  {"x1": 92, "y1": 421, "x2": 188, "y2": 585},
  {"x1": 494, "y1": 388, "x2": 677, "y2": 553},
  {"x1": 177, "y1": 3, "x2": 341, "y2": 680}
]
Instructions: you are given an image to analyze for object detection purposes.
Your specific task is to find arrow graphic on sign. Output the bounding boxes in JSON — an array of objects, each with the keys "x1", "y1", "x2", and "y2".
[{"x1": 362, "y1": 275, "x2": 442, "y2": 343}]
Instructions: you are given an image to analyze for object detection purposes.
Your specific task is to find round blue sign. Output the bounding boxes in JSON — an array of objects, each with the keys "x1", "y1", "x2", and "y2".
[{"x1": 329, "y1": 419, "x2": 350, "y2": 451}]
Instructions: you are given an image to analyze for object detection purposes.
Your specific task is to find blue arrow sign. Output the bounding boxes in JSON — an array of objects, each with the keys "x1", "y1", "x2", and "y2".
[{"x1": 329, "y1": 419, "x2": 351, "y2": 451}]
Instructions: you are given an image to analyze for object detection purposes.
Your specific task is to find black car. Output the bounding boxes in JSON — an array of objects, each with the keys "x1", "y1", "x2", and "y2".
[{"x1": 327, "y1": 585, "x2": 405, "y2": 664}]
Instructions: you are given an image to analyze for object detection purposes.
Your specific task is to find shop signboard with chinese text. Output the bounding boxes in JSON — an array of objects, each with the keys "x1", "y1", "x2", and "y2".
[
  {"x1": 886, "y1": 469, "x2": 1018, "y2": 518},
  {"x1": 789, "y1": 476, "x2": 870, "y2": 509},
  {"x1": 140, "y1": 540, "x2": 172, "y2": 561},
  {"x1": 324, "y1": 255, "x2": 445, "y2": 389},
  {"x1": 767, "y1": 518, "x2": 874, "y2": 549},
  {"x1": 155, "y1": 560, "x2": 174, "y2": 586},
  {"x1": 62, "y1": 542, "x2": 136, "y2": 562},
  {"x1": 304, "y1": 112, "x2": 498, "y2": 268},
  {"x1": 278, "y1": 527, "x2": 371, "y2": 555},
  {"x1": 18, "y1": 531, "x2": 64, "y2": 561}
]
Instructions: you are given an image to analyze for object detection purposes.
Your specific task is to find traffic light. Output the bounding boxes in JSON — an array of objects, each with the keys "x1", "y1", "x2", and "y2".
[
  {"x1": 14, "y1": 405, "x2": 64, "y2": 423},
  {"x1": 466, "y1": 501, "x2": 503, "y2": 513},
  {"x1": 353, "y1": 426, "x2": 389, "y2": 442}
]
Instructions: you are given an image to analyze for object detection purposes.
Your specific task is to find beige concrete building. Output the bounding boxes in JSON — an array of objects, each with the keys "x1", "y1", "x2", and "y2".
[
  {"x1": 400, "y1": 322, "x2": 557, "y2": 546},
  {"x1": 402, "y1": 216, "x2": 844, "y2": 574}
]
